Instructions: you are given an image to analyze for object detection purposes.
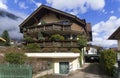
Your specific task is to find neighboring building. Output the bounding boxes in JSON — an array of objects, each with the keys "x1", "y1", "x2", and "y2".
[
  {"x1": 19, "y1": 5, "x2": 92, "y2": 74},
  {"x1": 0, "y1": 37, "x2": 6, "y2": 42},
  {"x1": 108, "y1": 27, "x2": 120, "y2": 50}
]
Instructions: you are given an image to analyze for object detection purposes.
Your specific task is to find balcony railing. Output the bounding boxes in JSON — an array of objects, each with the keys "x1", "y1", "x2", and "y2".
[
  {"x1": 26, "y1": 24, "x2": 71, "y2": 33},
  {"x1": 39, "y1": 41, "x2": 79, "y2": 47}
]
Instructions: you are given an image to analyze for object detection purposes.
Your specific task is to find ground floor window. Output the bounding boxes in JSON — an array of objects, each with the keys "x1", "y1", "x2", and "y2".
[{"x1": 59, "y1": 62, "x2": 69, "y2": 74}]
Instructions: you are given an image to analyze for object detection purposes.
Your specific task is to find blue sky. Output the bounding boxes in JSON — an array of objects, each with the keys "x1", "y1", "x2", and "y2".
[{"x1": 0, "y1": 0, "x2": 120, "y2": 47}]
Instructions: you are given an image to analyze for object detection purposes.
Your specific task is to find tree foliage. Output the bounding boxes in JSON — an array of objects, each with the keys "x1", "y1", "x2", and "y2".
[
  {"x1": 77, "y1": 35, "x2": 87, "y2": 49},
  {"x1": 100, "y1": 50, "x2": 116, "y2": 76},
  {"x1": 1, "y1": 30, "x2": 10, "y2": 46},
  {"x1": 5, "y1": 52, "x2": 27, "y2": 64}
]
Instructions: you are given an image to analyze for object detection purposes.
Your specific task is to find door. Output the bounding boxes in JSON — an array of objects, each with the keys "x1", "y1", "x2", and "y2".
[{"x1": 59, "y1": 62, "x2": 69, "y2": 74}]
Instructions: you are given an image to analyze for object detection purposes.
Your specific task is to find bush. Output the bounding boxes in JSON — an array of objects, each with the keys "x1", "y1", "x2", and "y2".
[
  {"x1": 50, "y1": 34, "x2": 64, "y2": 41},
  {"x1": 71, "y1": 48, "x2": 80, "y2": 53},
  {"x1": 25, "y1": 43, "x2": 40, "y2": 52},
  {"x1": 100, "y1": 50, "x2": 116, "y2": 76},
  {"x1": 24, "y1": 36, "x2": 34, "y2": 42},
  {"x1": 5, "y1": 52, "x2": 27, "y2": 64}
]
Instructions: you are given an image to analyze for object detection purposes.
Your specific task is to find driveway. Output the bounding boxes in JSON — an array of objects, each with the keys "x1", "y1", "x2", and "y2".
[
  {"x1": 67, "y1": 63, "x2": 110, "y2": 78},
  {"x1": 38, "y1": 63, "x2": 110, "y2": 78}
]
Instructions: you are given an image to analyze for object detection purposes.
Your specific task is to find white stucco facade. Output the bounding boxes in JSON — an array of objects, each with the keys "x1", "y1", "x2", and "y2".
[
  {"x1": 85, "y1": 47, "x2": 97, "y2": 54},
  {"x1": 118, "y1": 39, "x2": 120, "y2": 51},
  {"x1": 53, "y1": 57, "x2": 80, "y2": 74},
  {"x1": 26, "y1": 53, "x2": 81, "y2": 74}
]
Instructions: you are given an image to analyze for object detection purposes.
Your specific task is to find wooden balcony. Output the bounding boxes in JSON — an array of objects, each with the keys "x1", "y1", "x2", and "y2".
[
  {"x1": 39, "y1": 41, "x2": 79, "y2": 48},
  {"x1": 27, "y1": 25, "x2": 71, "y2": 33}
]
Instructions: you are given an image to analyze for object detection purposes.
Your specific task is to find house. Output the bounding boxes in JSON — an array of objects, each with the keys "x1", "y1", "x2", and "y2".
[
  {"x1": 108, "y1": 27, "x2": 120, "y2": 50},
  {"x1": 84, "y1": 45, "x2": 102, "y2": 62},
  {"x1": 0, "y1": 37, "x2": 6, "y2": 42},
  {"x1": 19, "y1": 5, "x2": 92, "y2": 74}
]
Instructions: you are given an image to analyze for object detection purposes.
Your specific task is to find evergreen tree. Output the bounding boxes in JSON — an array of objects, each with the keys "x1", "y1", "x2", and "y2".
[{"x1": 1, "y1": 30, "x2": 11, "y2": 46}]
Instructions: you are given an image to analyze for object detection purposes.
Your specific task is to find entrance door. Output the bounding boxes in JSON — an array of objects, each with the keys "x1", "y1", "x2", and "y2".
[{"x1": 59, "y1": 62, "x2": 69, "y2": 74}]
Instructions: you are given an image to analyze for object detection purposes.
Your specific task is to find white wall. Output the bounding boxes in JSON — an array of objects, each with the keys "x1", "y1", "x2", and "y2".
[
  {"x1": 118, "y1": 39, "x2": 120, "y2": 51},
  {"x1": 70, "y1": 58, "x2": 80, "y2": 71},
  {"x1": 54, "y1": 62, "x2": 59, "y2": 74},
  {"x1": 85, "y1": 47, "x2": 97, "y2": 54},
  {"x1": 53, "y1": 57, "x2": 80, "y2": 74}
]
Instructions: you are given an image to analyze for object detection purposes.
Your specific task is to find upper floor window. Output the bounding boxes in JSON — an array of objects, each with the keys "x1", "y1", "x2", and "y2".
[{"x1": 59, "y1": 20, "x2": 70, "y2": 25}]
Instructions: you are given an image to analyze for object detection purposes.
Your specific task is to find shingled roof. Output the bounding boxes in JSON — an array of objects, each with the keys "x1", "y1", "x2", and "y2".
[
  {"x1": 108, "y1": 26, "x2": 120, "y2": 40},
  {"x1": 19, "y1": 5, "x2": 86, "y2": 28}
]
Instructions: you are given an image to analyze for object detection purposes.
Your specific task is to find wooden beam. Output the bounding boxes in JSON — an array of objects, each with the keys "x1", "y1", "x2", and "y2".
[{"x1": 33, "y1": 16, "x2": 39, "y2": 23}]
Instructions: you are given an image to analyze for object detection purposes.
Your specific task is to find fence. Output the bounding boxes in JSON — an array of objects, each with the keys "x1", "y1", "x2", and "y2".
[{"x1": 0, "y1": 64, "x2": 32, "y2": 78}]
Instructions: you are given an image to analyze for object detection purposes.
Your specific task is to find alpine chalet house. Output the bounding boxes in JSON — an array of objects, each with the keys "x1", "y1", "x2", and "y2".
[
  {"x1": 19, "y1": 5, "x2": 92, "y2": 74},
  {"x1": 108, "y1": 27, "x2": 120, "y2": 50}
]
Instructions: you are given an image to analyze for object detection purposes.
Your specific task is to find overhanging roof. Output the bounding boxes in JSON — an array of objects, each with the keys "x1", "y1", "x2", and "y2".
[
  {"x1": 0, "y1": 37, "x2": 6, "y2": 42},
  {"x1": 19, "y1": 5, "x2": 86, "y2": 28},
  {"x1": 108, "y1": 27, "x2": 120, "y2": 40}
]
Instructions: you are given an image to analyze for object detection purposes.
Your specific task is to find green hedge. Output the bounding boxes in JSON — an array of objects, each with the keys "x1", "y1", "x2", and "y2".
[
  {"x1": 100, "y1": 50, "x2": 116, "y2": 76},
  {"x1": 5, "y1": 52, "x2": 27, "y2": 64}
]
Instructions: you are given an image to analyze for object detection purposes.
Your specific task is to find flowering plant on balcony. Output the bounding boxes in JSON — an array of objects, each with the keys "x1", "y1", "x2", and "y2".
[
  {"x1": 50, "y1": 34, "x2": 64, "y2": 41},
  {"x1": 24, "y1": 36, "x2": 34, "y2": 43}
]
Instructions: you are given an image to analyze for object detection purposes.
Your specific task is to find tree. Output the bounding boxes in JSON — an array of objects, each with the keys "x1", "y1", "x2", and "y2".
[
  {"x1": 77, "y1": 35, "x2": 87, "y2": 49},
  {"x1": 1, "y1": 30, "x2": 10, "y2": 46},
  {"x1": 77, "y1": 35, "x2": 87, "y2": 67}
]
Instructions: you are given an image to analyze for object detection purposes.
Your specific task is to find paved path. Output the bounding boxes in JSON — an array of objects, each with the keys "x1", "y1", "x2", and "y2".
[{"x1": 67, "y1": 63, "x2": 110, "y2": 78}]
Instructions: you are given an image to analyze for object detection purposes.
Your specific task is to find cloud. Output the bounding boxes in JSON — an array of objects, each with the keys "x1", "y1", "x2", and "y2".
[
  {"x1": 92, "y1": 16, "x2": 120, "y2": 47},
  {"x1": 0, "y1": 0, "x2": 8, "y2": 10},
  {"x1": 0, "y1": 13, "x2": 24, "y2": 40},
  {"x1": 18, "y1": 2, "x2": 28, "y2": 9},
  {"x1": 46, "y1": 0, "x2": 105, "y2": 14},
  {"x1": 110, "y1": 10, "x2": 114, "y2": 14},
  {"x1": 14, "y1": 0, "x2": 18, "y2": 4},
  {"x1": 101, "y1": 9, "x2": 107, "y2": 14},
  {"x1": 31, "y1": 0, "x2": 41, "y2": 7}
]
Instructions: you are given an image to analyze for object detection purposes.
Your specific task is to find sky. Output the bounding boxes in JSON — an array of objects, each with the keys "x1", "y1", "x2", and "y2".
[{"x1": 0, "y1": 0, "x2": 120, "y2": 48}]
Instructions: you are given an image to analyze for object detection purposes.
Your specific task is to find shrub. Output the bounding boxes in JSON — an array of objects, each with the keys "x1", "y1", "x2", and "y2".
[
  {"x1": 24, "y1": 36, "x2": 34, "y2": 42},
  {"x1": 50, "y1": 34, "x2": 64, "y2": 41},
  {"x1": 100, "y1": 50, "x2": 116, "y2": 76},
  {"x1": 71, "y1": 48, "x2": 80, "y2": 53},
  {"x1": 5, "y1": 52, "x2": 27, "y2": 64},
  {"x1": 25, "y1": 43, "x2": 40, "y2": 52}
]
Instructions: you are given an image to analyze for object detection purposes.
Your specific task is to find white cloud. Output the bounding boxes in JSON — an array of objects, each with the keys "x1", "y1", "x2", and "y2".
[
  {"x1": 0, "y1": 0, "x2": 8, "y2": 10},
  {"x1": 46, "y1": 0, "x2": 105, "y2": 14},
  {"x1": 19, "y1": 2, "x2": 28, "y2": 9},
  {"x1": 14, "y1": 0, "x2": 18, "y2": 4},
  {"x1": 31, "y1": 0, "x2": 41, "y2": 7},
  {"x1": 101, "y1": 9, "x2": 107, "y2": 14},
  {"x1": 92, "y1": 16, "x2": 120, "y2": 47},
  {"x1": 0, "y1": 15, "x2": 23, "y2": 40},
  {"x1": 110, "y1": 10, "x2": 114, "y2": 14}
]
